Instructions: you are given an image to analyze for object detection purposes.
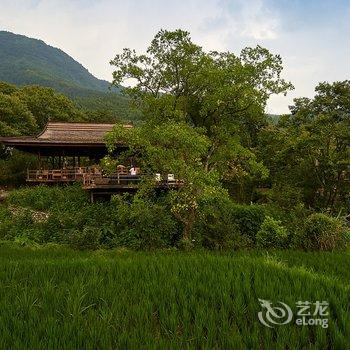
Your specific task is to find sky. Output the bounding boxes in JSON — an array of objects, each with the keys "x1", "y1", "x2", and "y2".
[{"x1": 0, "y1": 0, "x2": 349, "y2": 114}]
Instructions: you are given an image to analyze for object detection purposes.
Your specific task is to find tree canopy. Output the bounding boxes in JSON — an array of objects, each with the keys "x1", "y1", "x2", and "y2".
[
  {"x1": 258, "y1": 80, "x2": 350, "y2": 212},
  {"x1": 0, "y1": 82, "x2": 84, "y2": 136},
  {"x1": 108, "y1": 29, "x2": 294, "y2": 239},
  {"x1": 110, "y1": 29, "x2": 293, "y2": 187},
  {"x1": 111, "y1": 29, "x2": 293, "y2": 141}
]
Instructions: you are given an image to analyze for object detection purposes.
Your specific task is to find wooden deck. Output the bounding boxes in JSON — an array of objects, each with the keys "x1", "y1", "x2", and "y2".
[
  {"x1": 27, "y1": 168, "x2": 92, "y2": 183},
  {"x1": 83, "y1": 174, "x2": 183, "y2": 202},
  {"x1": 26, "y1": 168, "x2": 184, "y2": 202}
]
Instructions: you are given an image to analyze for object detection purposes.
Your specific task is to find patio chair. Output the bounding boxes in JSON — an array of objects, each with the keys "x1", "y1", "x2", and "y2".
[{"x1": 167, "y1": 174, "x2": 175, "y2": 182}]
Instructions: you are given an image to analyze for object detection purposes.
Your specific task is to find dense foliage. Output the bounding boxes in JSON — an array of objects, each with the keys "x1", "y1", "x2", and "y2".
[
  {"x1": 258, "y1": 80, "x2": 350, "y2": 213},
  {"x1": 0, "y1": 186, "x2": 348, "y2": 251},
  {"x1": 0, "y1": 82, "x2": 83, "y2": 135},
  {"x1": 1, "y1": 29, "x2": 350, "y2": 252},
  {"x1": 106, "y1": 29, "x2": 350, "y2": 247}
]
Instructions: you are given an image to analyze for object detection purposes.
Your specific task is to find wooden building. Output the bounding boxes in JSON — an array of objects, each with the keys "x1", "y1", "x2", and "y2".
[
  {"x1": 1, "y1": 121, "x2": 128, "y2": 163},
  {"x1": 0, "y1": 122, "x2": 183, "y2": 202}
]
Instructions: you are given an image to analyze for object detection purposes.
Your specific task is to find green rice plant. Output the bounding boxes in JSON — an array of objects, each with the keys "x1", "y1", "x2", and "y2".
[
  {"x1": 0, "y1": 244, "x2": 348, "y2": 349},
  {"x1": 68, "y1": 226, "x2": 102, "y2": 250}
]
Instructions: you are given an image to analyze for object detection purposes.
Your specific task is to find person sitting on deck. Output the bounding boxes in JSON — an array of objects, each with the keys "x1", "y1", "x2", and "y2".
[{"x1": 129, "y1": 166, "x2": 137, "y2": 176}]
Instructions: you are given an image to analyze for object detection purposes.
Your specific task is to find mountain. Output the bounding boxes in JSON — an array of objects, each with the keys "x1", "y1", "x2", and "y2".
[
  {"x1": 0, "y1": 31, "x2": 138, "y2": 121},
  {"x1": 0, "y1": 30, "x2": 114, "y2": 93}
]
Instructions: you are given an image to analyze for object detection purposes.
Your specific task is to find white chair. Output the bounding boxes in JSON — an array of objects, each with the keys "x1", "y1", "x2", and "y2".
[
  {"x1": 155, "y1": 173, "x2": 161, "y2": 182},
  {"x1": 167, "y1": 174, "x2": 175, "y2": 182}
]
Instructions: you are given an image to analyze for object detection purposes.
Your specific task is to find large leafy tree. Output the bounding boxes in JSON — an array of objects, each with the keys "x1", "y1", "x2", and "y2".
[
  {"x1": 17, "y1": 85, "x2": 84, "y2": 129},
  {"x1": 107, "y1": 29, "x2": 293, "y2": 239},
  {"x1": 259, "y1": 80, "x2": 350, "y2": 212},
  {"x1": 110, "y1": 29, "x2": 293, "y2": 142},
  {"x1": 0, "y1": 82, "x2": 85, "y2": 135},
  {"x1": 110, "y1": 29, "x2": 292, "y2": 201},
  {"x1": 105, "y1": 121, "x2": 225, "y2": 240},
  {"x1": 0, "y1": 93, "x2": 37, "y2": 136}
]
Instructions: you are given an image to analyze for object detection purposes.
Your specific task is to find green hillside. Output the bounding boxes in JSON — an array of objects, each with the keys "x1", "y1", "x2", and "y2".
[
  {"x1": 0, "y1": 31, "x2": 136, "y2": 120},
  {"x1": 0, "y1": 30, "x2": 113, "y2": 92}
]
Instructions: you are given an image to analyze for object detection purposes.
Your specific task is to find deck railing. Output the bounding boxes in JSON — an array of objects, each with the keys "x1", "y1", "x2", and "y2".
[
  {"x1": 83, "y1": 173, "x2": 184, "y2": 189},
  {"x1": 83, "y1": 173, "x2": 140, "y2": 187},
  {"x1": 27, "y1": 167, "x2": 96, "y2": 182},
  {"x1": 26, "y1": 168, "x2": 184, "y2": 189}
]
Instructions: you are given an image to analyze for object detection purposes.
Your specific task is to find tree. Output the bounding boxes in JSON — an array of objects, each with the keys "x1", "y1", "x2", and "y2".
[
  {"x1": 110, "y1": 29, "x2": 292, "y2": 198},
  {"x1": 258, "y1": 80, "x2": 350, "y2": 212},
  {"x1": 110, "y1": 30, "x2": 293, "y2": 135},
  {"x1": 17, "y1": 85, "x2": 84, "y2": 129},
  {"x1": 105, "y1": 121, "x2": 226, "y2": 241},
  {"x1": 107, "y1": 29, "x2": 294, "y2": 239},
  {"x1": 0, "y1": 93, "x2": 37, "y2": 136}
]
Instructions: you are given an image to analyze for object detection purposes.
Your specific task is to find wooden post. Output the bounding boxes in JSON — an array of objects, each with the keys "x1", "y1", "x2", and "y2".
[{"x1": 38, "y1": 151, "x2": 41, "y2": 168}]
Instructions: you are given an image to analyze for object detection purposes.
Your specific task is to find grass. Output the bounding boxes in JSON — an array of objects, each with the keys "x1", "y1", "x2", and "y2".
[{"x1": 0, "y1": 243, "x2": 349, "y2": 349}]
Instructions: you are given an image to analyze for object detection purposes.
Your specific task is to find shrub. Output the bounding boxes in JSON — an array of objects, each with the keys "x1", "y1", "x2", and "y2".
[
  {"x1": 7, "y1": 184, "x2": 88, "y2": 211},
  {"x1": 0, "y1": 205, "x2": 12, "y2": 239},
  {"x1": 230, "y1": 204, "x2": 266, "y2": 242},
  {"x1": 195, "y1": 198, "x2": 253, "y2": 250},
  {"x1": 13, "y1": 235, "x2": 39, "y2": 247},
  {"x1": 256, "y1": 216, "x2": 288, "y2": 249},
  {"x1": 0, "y1": 150, "x2": 38, "y2": 186},
  {"x1": 68, "y1": 226, "x2": 102, "y2": 250},
  {"x1": 110, "y1": 196, "x2": 179, "y2": 250},
  {"x1": 298, "y1": 213, "x2": 349, "y2": 251},
  {"x1": 269, "y1": 184, "x2": 304, "y2": 211},
  {"x1": 5, "y1": 185, "x2": 100, "y2": 244},
  {"x1": 177, "y1": 238, "x2": 195, "y2": 251}
]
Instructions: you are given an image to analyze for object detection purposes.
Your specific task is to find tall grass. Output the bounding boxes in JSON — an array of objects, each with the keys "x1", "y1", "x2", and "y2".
[{"x1": 0, "y1": 243, "x2": 349, "y2": 349}]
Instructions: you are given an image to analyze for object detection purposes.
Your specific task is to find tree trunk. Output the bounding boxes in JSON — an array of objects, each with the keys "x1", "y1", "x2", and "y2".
[{"x1": 182, "y1": 208, "x2": 196, "y2": 241}]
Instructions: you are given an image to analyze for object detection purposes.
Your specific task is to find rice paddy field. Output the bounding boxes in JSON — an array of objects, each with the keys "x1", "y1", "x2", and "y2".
[{"x1": 0, "y1": 243, "x2": 349, "y2": 349}]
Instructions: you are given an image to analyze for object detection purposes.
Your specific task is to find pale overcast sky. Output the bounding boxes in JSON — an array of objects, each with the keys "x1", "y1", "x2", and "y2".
[{"x1": 1, "y1": 0, "x2": 349, "y2": 114}]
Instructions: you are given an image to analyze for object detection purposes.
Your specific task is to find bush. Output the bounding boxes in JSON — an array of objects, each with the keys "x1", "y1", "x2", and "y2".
[
  {"x1": 0, "y1": 150, "x2": 38, "y2": 186},
  {"x1": 230, "y1": 204, "x2": 266, "y2": 242},
  {"x1": 0, "y1": 205, "x2": 12, "y2": 239},
  {"x1": 256, "y1": 216, "x2": 288, "y2": 249},
  {"x1": 7, "y1": 184, "x2": 88, "y2": 211},
  {"x1": 177, "y1": 238, "x2": 195, "y2": 251},
  {"x1": 195, "y1": 198, "x2": 253, "y2": 250},
  {"x1": 110, "y1": 196, "x2": 179, "y2": 250},
  {"x1": 68, "y1": 226, "x2": 101, "y2": 250},
  {"x1": 269, "y1": 184, "x2": 304, "y2": 211},
  {"x1": 3, "y1": 186, "x2": 180, "y2": 250},
  {"x1": 298, "y1": 213, "x2": 350, "y2": 251}
]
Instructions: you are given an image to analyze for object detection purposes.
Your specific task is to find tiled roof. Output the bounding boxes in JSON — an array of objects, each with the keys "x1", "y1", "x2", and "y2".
[{"x1": 0, "y1": 122, "x2": 132, "y2": 145}]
